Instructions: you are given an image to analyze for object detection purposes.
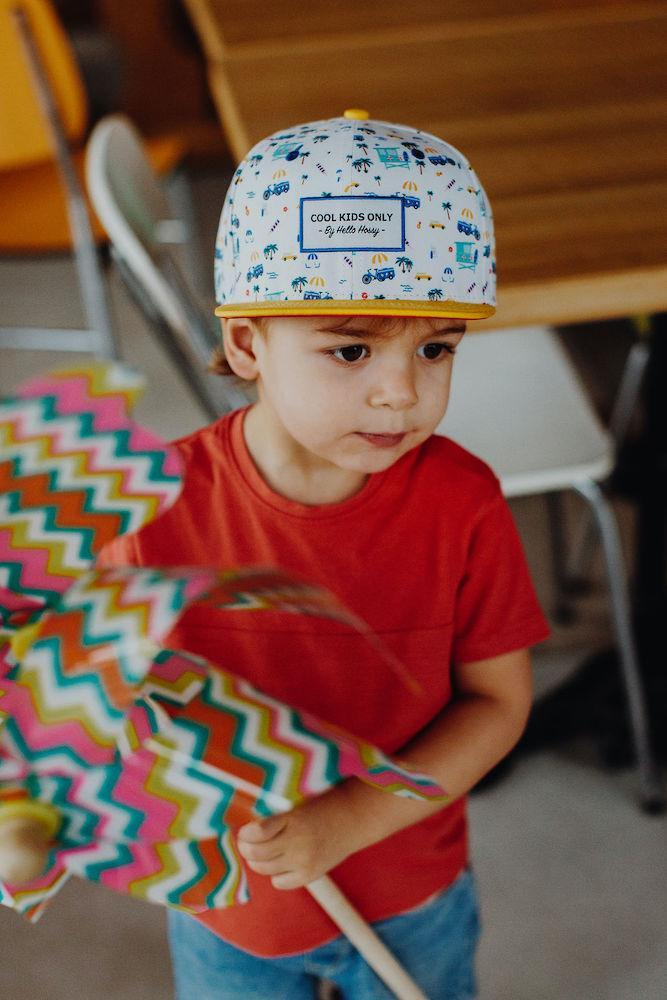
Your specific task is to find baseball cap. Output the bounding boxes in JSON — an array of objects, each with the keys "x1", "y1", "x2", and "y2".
[{"x1": 214, "y1": 110, "x2": 496, "y2": 321}]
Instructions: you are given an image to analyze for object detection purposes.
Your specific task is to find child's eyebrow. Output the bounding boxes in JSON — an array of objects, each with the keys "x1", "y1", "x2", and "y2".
[
  {"x1": 426, "y1": 325, "x2": 467, "y2": 336},
  {"x1": 315, "y1": 323, "x2": 466, "y2": 339}
]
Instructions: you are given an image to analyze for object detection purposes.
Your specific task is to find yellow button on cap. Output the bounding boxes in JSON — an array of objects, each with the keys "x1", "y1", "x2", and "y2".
[{"x1": 343, "y1": 108, "x2": 369, "y2": 120}]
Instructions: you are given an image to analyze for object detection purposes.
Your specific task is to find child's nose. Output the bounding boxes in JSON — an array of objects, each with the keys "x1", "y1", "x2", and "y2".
[{"x1": 367, "y1": 363, "x2": 418, "y2": 410}]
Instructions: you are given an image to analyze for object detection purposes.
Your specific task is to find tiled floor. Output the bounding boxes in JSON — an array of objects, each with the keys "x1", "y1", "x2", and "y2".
[{"x1": 0, "y1": 170, "x2": 665, "y2": 1000}]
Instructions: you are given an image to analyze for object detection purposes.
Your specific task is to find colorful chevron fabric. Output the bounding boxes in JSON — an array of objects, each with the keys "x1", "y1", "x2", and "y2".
[
  {"x1": 143, "y1": 651, "x2": 446, "y2": 814},
  {"x1": 0, "y1": 647, "x2": 444, "y2": 917},
  {"x1": 0, "y1": 367, "x2": 446, "y2": 921},
  {"x1": 0, "y1": 567, "x2": 446, "y2": 919},
  {"x1": 0, "y1": 364, "x2": 183, "y2": 620},
  {"x1": 0, "y1": 566, "x2": 218, "y2": 770}
]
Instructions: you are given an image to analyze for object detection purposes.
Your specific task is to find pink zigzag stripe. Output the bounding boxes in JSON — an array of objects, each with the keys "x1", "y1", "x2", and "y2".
[
  {"x1": 149, "y1": 651, "x2": 208, "y2": 686},
  {"x1": 26, "y1": 422, "x2": 183, "y2": 489},
  {"x1": 0, "y1": 530, "x2": 75, "y2": 594},
  {"x1": 262, "y1": 688, "x2": 327, "y2": 799},
  {"x1": 299, "y1": 711, "x2": 443, "y2": 796},
  {"x1": 73, "y1": 568, "x2": 216, "y2": 644},
  {"x1": 88, "y1": 840, "x2": 239, "y2": 908},
  {"x1": 54, "y1": 838, "x2": 166, "y2": 891},
  {"x1": 0, "y1": 587, "x2": 45, "y2": 615},
  {"x1": 9, "y1": 417, "x2": 182, "y2": 493},
  {"x1": 16, "y1": 373, "x2": 182, "y2": 479},
  {"x1": 181, "y1": 571, "x2": 218, "y2": 605},
  {"x1": 18, "y1": 375, "x2": 129, "y2": 431},
  {"x1": 110, "y1": 751, "x2": 181, "y2": 841},
  {"x1": 2, "y1": 684, "x2": 119, "y2": 767},
  {"x1": 123, "y1": 703, "x2": 158, "y2": 748},
  {"x1": 97, "y1": 845, "x2": 165, "y2": 893}
]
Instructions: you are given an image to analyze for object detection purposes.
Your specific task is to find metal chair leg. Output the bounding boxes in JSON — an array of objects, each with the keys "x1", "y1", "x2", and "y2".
[
  {"x1": 566, "y1": 336, "x2": 651, "y2": 589},
  {"x1": 114, "y1": 252, "x2": 248, "y2": 419},
  {"x1": 8, "y1": 6, "x2": 119, "y2": 360},
  {"x1": 572, "y1": 479, "x2": 665, "y2": 811},
  {"x1": 545, "y1": 492, "x2": 577, "y2": 624}
]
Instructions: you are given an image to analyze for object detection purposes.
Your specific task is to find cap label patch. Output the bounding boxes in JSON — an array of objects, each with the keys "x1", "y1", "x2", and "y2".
[{"x1": 299, "y1": 196, "x2": 405, "y2": 253}]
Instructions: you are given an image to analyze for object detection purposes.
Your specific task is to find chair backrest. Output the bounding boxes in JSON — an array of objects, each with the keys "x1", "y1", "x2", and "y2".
[
  {"x1": 86, "y1": 114, "x2": 248, "y2": 411},
  {"x1": 86, "y1": 115, "x2": 204, "y2": 340},
  {"x1": 438, "y1": 326, "x2": 613, "y2": 496},
  {"x1": 0, "y1": 0, "x2": 87, "y2": 170}
]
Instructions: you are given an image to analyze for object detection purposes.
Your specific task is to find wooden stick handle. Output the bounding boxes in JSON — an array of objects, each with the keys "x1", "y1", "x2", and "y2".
[{"x1": 307, "y1": 876, "x2": 429, "y2": 1000}]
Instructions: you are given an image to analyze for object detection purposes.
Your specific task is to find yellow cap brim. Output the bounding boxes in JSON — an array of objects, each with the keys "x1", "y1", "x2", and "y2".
[{"x1": 214, "y1": 299, "x2": 495, "y2": 320}]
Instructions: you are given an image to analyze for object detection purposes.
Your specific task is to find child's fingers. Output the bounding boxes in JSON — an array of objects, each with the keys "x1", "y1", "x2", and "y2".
[
  {"x1": 237, "y1": 815, "x2": 287, "y2": 843},
  {"x1": 244, "y1": 856, "x2": 290, "y2": 877},
  {"x1": 270, "y1": 871, "x2": 305, "y2": 891},
  {"x1": 236, "y1": 838, "x2": 284, "y2": 863}
]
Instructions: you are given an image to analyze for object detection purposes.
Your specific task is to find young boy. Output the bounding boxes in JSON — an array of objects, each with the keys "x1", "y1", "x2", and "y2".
[{"x1": 100, "y1": 111, "x2": 549, "y2": 999}]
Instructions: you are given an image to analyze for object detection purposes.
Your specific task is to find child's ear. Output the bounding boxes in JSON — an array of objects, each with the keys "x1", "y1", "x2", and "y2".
[{"x1": 221, "y1": 319, "x2": 261, "y2": 381}]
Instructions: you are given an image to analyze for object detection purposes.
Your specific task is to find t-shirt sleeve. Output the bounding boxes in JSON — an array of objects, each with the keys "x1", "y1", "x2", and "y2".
[{"x1": 452, "y1": 493, "x2": 550, "y2": 664}]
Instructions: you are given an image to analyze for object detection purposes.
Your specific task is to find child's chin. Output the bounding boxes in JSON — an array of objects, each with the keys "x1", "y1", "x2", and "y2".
[{"x1": 346, "y1": 448, "x2": 410, "y2": 473}]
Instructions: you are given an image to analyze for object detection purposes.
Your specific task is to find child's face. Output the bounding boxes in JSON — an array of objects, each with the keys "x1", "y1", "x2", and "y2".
[{"x1": 232, "y1": 314, "x2": 466, "y2": 476}]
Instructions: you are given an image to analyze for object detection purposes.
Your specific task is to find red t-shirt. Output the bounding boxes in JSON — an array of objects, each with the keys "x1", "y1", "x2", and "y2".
[{"x1": 98, "y1": 407, "x2": 549, "y2": 956}]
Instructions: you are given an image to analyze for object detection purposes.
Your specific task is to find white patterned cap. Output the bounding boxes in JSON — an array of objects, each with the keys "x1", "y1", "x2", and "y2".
[{"x1": 214, "y1": 110, "x2": 496, "y2": 320}]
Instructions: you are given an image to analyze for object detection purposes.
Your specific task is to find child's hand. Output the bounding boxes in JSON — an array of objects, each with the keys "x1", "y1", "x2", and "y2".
[{"x1": 236, "y1": 787, "x2": 363, "y2": 890}]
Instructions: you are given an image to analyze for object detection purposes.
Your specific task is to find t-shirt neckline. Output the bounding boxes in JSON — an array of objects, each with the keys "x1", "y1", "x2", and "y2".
[{"x1": 224, "y1": 406, "x2": 408, "y2": 520}]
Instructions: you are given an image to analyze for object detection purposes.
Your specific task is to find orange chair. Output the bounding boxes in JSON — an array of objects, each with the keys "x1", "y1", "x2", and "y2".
[{"x1": 0, "y1": 0, "x2": 188, "y2": 357}]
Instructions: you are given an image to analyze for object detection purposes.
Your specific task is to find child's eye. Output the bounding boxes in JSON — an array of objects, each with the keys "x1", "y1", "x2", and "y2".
[
  {"x1": 329, "y1": 345, "x2": 369, "y2": 363},
  {"x1": 417, "y1": 342, "x2": 456, "y2": 360}
]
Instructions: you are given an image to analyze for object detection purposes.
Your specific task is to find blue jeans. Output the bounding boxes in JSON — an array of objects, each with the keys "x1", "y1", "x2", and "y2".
[{"x1": 168, "y1": 868, "x2": 480, "y2": 999}]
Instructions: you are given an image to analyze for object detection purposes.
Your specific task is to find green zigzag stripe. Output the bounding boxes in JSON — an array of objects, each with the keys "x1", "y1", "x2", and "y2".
[
  {"x1": 89, "y1": 761, "x2": 147, "y2": 842},
  {"x1": 196, "y1": 678, "x2": 281, "y2": 796},
  {"x1": 283, "y1": 709, "x2": 343, "y2": 788},
  {"x1": 146, "y1": 711, "x2": 238, "y2": 835},
  {"x1": 20, "y1": 632, "x2": 127, "y2": 719},
  {"x1": 205, "y1": 834, "x2": 246, "y2": 908},
  {"x1": 6, "y1": 399, "x2": 180, "y2": 506},
  {"x1": 142, "y1": 739, "x2": 229, "y2": 840},
  {"x1": 3, "y1": 712, "x2": 118, "y2": 770},
  {"x1": 60, "y1": 573, "x2": 192, "y2": 651},
  {"x1": 163, "y1": 840, "x2": 219, "y2": 906},
  {"x1": 0, "y1": 561, "x2": 52, "y2": 611},
  {"x1": 27, "y1": 402, "x2": 181, "y2": 490},
  {"x1": 2, "y1": 483, "x2": 114, "y2": 566},
  {"x1": 79, "y1": 841, "x2": 135, "y2": 883},
  {"x1": 31, "y1": 768, "x2": 145, "y2": 845}
]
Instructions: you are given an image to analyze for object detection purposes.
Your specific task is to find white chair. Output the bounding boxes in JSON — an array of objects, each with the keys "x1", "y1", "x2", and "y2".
[
  {"x1": 85, "y1": 114, "x2": 248, "y2": 419},
  {"x1": 437, "y1": 325, "x2": 663, "y2": 810}
]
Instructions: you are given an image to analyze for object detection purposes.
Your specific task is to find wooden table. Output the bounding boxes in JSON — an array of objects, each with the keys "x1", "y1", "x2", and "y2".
[
  {"x1": 183, "y1": 0, "x2": 667, "y2": 781},
  {"x1": 183, "y1": 0, "x2": 667, "y2": 329}
]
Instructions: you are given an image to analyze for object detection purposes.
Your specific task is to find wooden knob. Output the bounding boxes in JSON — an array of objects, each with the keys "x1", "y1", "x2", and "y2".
[{"x1": 0, "y1": 802, "x2": 60, "y2": 886}]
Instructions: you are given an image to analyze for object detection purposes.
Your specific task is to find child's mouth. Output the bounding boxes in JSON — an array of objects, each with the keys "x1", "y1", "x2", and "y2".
[{"x1": 356, "y1": 432, "x2": 406, "y2": 448}]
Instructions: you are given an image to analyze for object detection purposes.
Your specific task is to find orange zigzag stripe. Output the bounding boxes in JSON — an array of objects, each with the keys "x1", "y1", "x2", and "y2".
[
  {"x1": 0, "y1": 468, "x2": 125, "y2": 546},
  {"x1": 1, "y1": 424, "x2": 165, "y2": 514}
]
